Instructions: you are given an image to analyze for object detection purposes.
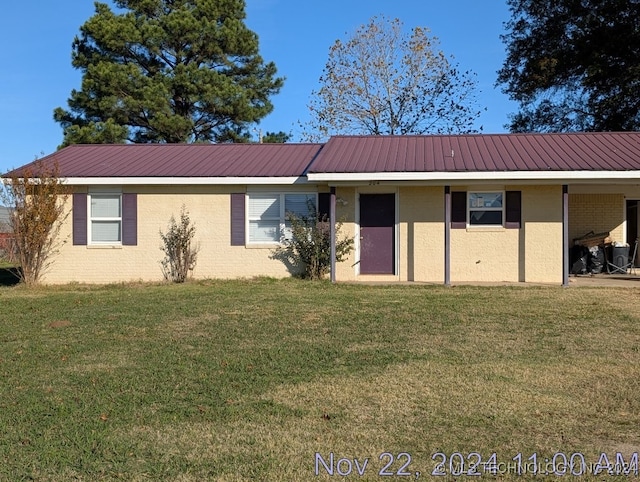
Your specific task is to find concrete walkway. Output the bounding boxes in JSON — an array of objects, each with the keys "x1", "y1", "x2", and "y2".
[
  {"x1": 568, "y1": 273, "x2": 640, "y2": 288},
  {"x1": 357, "y1": 274, "x2": 640, "y2": 288}
]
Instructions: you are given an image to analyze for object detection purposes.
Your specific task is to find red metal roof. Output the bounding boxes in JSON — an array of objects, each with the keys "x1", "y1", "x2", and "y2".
[
  {"x1": 10, "y1": 143, "x2": 323, "y2": 178},
  {"x1": 308, "y1": 133, "x2": 640, "y2": 173},
  {"x1": 6, "y1": 133, "x2": 640, "y2": 180}
]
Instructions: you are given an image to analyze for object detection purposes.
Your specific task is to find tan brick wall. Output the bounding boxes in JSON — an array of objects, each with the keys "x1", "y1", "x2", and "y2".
[
  {"x1": 334, "y1": 187, "x2": 361, "y2": 282},
  {"x1": 450, "y1": 223, "x2": 521, "y2": 282},
  {"x1": 569, "y1": 193, "x2": 624, "y2": 244},
  {"x1": 448, "y1": 186, "x2": 563, "y2": 283},
  {"x1": 399, "y1": 187, "x2": 444, "y2": 282},
  {"x1": 335, "y1": 185, "x2": 563, "y2": 284},
  {"x1": 42, "y1": 184, "x2": 594, "y2": 285},
  {"x1": 522, "y1": 186, "x2": 563, "y2": 283},
  {"x1": 43, "y1": 185, "x2": 319, "y2": 284}
]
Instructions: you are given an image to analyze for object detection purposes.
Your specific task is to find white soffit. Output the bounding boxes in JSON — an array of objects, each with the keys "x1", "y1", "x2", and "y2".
[
  {"x1": 307, "y1": 170, "x2": 640, "y2": 183},
  {"x1": 61, "y1": 176, "x2": 309, "y2": 185}
]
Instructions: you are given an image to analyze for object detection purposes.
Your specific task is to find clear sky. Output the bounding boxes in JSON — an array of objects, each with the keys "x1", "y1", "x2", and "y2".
[{"x1": 0, "y1": 1, "x2": 516, "y2": 173}]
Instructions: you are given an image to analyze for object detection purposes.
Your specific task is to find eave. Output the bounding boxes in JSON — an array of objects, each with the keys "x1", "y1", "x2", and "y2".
[
  {"x1": 306, "y1": 170, "x2": 640, "y2": 185},
  {"x1": 60, "y1": 176, "x2": 311, "y2": 186}
]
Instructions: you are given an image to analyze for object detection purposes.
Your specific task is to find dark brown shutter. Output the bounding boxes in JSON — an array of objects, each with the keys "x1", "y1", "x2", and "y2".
[
  {"x1": 72, "y1": 193, "x2": 87, "y2": 245},
  {"x1": 230, "y1": 193, "x2": 245, "y2": 246},
  {"x1": 122, "y1": 193, "x2": 137, "y2": 245},
  {"x1": 318, "y1": 192, "x2": 330, "y2": 221},
  {"x1": 505, "y1": 191, "x2": 521, "y2": 229},
  {"x1": 451, "y1": 191, "x2": 467, "y2": 229}
]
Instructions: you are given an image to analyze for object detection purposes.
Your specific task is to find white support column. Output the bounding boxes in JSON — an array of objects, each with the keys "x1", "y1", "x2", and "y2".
[
  {"x1": 330, "y1": 187, "x2": 337, "y2": 283},
  {"x1": 444, "y1": 186, "x2": 451, "y2": 286},
  {"x1": 562, "y1": 184, "x2": 569, "y2": 287}
]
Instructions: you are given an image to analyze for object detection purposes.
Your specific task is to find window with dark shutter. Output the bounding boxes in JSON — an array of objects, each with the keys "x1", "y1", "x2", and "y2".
[
  {"x1": 73, "y1": 193, "x2": 87, "y2": 245},
  {"x1": 80, "y1": 191, "x2": 137, "y2": 245},
  {"x1": 505, "y1": 191, "x2": 521, "y2": 229},
  {"x1": 230, "y1": 193, "x2": 245, "y2": 246},
  {"x1": 451, "y1": 191, "x2": 467, "y2": 229}
]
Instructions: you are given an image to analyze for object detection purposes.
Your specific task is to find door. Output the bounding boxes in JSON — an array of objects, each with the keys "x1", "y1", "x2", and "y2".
[{"x1": 359, "y1": 193, "x2": 396, "y2": 274}]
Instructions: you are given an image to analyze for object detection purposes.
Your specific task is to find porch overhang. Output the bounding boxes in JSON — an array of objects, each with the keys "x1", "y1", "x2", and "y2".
[{"x1": 307, "y1": 170, "x2": 640, "y2": 185}]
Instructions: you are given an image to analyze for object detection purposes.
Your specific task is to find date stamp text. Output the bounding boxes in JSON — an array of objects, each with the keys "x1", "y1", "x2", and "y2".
[{"x1": 314, "y1": 451, "x2": 639, "y2": 478}]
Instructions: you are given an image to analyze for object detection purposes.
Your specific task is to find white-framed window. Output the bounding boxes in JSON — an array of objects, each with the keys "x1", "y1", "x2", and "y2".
[
  {"x1": 89, "y1": 193, "x2": 122, "y2": 244},
  {"x1": 468, "y1": 191, "x2": 504, "y2": 226},
  {"x1": 247, "y1": 193, "x2": 317, "y2": 243}
]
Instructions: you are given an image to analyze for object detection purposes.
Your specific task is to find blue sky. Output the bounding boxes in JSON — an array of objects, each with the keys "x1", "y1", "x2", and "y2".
[{"x1": 0, "y1": 1, "x2": 515, "y2": 172}]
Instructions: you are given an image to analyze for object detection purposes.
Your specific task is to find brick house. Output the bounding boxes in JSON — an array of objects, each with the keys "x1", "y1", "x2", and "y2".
[{"x1": 4, "y1": 132, "x2": 640, "y2": 285}]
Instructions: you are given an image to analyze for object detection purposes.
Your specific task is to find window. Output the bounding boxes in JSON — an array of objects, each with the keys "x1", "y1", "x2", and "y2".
[
  {"x1": 90, "y1": 194, "x2": 122, "y2": 243},
  {"x1": 247, "y1": 193, "x2": 316, "y2": 243},
  {"x1": 468, "y1": 192, "x2": 503, "y2": 226}
]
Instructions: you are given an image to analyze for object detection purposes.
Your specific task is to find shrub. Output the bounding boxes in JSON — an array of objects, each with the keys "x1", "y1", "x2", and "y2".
[
  {"x1": 0, "y1": 160, "x2": 70, "y2": 285},
  {"x1": 159, "y1": 206, "x2": 199, "y2": 283},
  {"x1": 273, "y1": 202, "x2": 353, "y2": 280}
]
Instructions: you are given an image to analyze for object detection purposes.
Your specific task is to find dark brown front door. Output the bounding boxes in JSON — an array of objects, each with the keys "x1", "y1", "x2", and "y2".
[{"x1": 359, "y1": 193, "x2": 395, "y2": 274}]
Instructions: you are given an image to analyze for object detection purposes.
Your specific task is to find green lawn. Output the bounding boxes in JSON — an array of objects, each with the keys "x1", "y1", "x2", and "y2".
[
  {"x1": 1, "y1": 279, "x2": 639, "y2": 480},
  {"x1": 0, "y1": 259, "x2": 16, "y2": 269}
]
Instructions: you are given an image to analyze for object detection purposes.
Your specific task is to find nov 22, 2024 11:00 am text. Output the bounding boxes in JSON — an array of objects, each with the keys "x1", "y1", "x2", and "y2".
[{"x1": 314, "y1": 451, "x2": 640, "y2": 478}]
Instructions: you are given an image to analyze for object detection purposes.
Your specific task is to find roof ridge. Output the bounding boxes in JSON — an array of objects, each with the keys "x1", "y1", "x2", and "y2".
[
  {"x1": 328, "y1": 131, "x2": 640, "y2": 138},
  {"x1": 63, "y1": 142, "x2": 325, "y2": 147}
]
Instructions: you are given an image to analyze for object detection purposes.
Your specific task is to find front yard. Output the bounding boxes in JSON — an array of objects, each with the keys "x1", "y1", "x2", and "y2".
[{"x1": 1, "y1": 279, "x2": 639, "y2": 480}]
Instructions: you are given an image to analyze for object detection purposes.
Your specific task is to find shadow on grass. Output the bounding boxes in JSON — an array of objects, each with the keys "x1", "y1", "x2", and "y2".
[{"x1": 0, "y1": 267, "x2": 21, "y2": 286}]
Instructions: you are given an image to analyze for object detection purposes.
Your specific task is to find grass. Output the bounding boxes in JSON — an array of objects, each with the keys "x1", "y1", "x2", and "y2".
[
  {"x1": 1, "y1": 279, "x2": 640, "y2": 480},
  {"x1": 0, "y1": 259, "x2": 20, "y2": 286},
  {"x1": 0, "y1": 258, "x2": 17, "y2": 269}
]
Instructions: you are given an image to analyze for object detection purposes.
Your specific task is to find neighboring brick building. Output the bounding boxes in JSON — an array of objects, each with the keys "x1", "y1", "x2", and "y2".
[
  {"x1": 0, "y1": 206, "x2": 9, "y2": 231},
  {"x1": 0, "y1": 206, "x2": 11, "y2": 256}
]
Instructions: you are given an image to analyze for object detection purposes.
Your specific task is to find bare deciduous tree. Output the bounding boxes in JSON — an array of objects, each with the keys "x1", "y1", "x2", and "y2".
[
  {"x1": 303, "y1": 16, "x2": 484, "y2": 140},
  {"x1": 1, "y1": 160, "x2": 70, "y2": 285}
]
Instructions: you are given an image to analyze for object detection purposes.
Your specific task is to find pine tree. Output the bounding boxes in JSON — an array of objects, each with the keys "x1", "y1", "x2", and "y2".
[{"x1": 54, "y1": 0, "x2": 284, "y2": 145}]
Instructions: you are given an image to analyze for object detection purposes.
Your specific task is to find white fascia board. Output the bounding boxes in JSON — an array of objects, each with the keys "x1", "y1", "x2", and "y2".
[
  {"x1": 307, "y1": 170, "x2": 640, "y2": 183},
  {"x1": 61, "y1": 176, "x2": 309, "y2": 186}
]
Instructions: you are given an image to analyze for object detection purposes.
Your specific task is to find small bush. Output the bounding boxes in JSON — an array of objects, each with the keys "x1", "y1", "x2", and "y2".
[
  {"x1": 273, "y1": 202, "x2": 353, "y2": 280},
  {"x1": 160, "y1": 206, "x2": 199, "y2": 283}
]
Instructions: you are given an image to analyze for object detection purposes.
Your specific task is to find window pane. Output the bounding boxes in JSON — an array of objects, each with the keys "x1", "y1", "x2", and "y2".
[
  {"x1": 285, "y1": 194, "x2": 315, "y2": 219},
  {"x1": 92, "y1": 221, "x2": 121, "y2": 242},
  {"x1": 249, "y1": 194, "x2": 280, "y2": 219},
  {"x1": 469, "y1": 211, "x2": 503, "y2": 225},
  {"x1": 469, "y1": 192, "x2": 502, "y2": 209},
  {"x1": 91, "y1": 195, "x2": 121, "y2": 217},
  {"x1": 249, "y1": 220, "x2": 280, "y2": 242}
]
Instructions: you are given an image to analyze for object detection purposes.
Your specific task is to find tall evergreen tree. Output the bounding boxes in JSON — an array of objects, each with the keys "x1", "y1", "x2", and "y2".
[
  {"x1": 54, "y1": 0, "x2": 283, "y2": 145},
  {"x1": 498, "y1": 0, "x2": 640, "y2": 132}
]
